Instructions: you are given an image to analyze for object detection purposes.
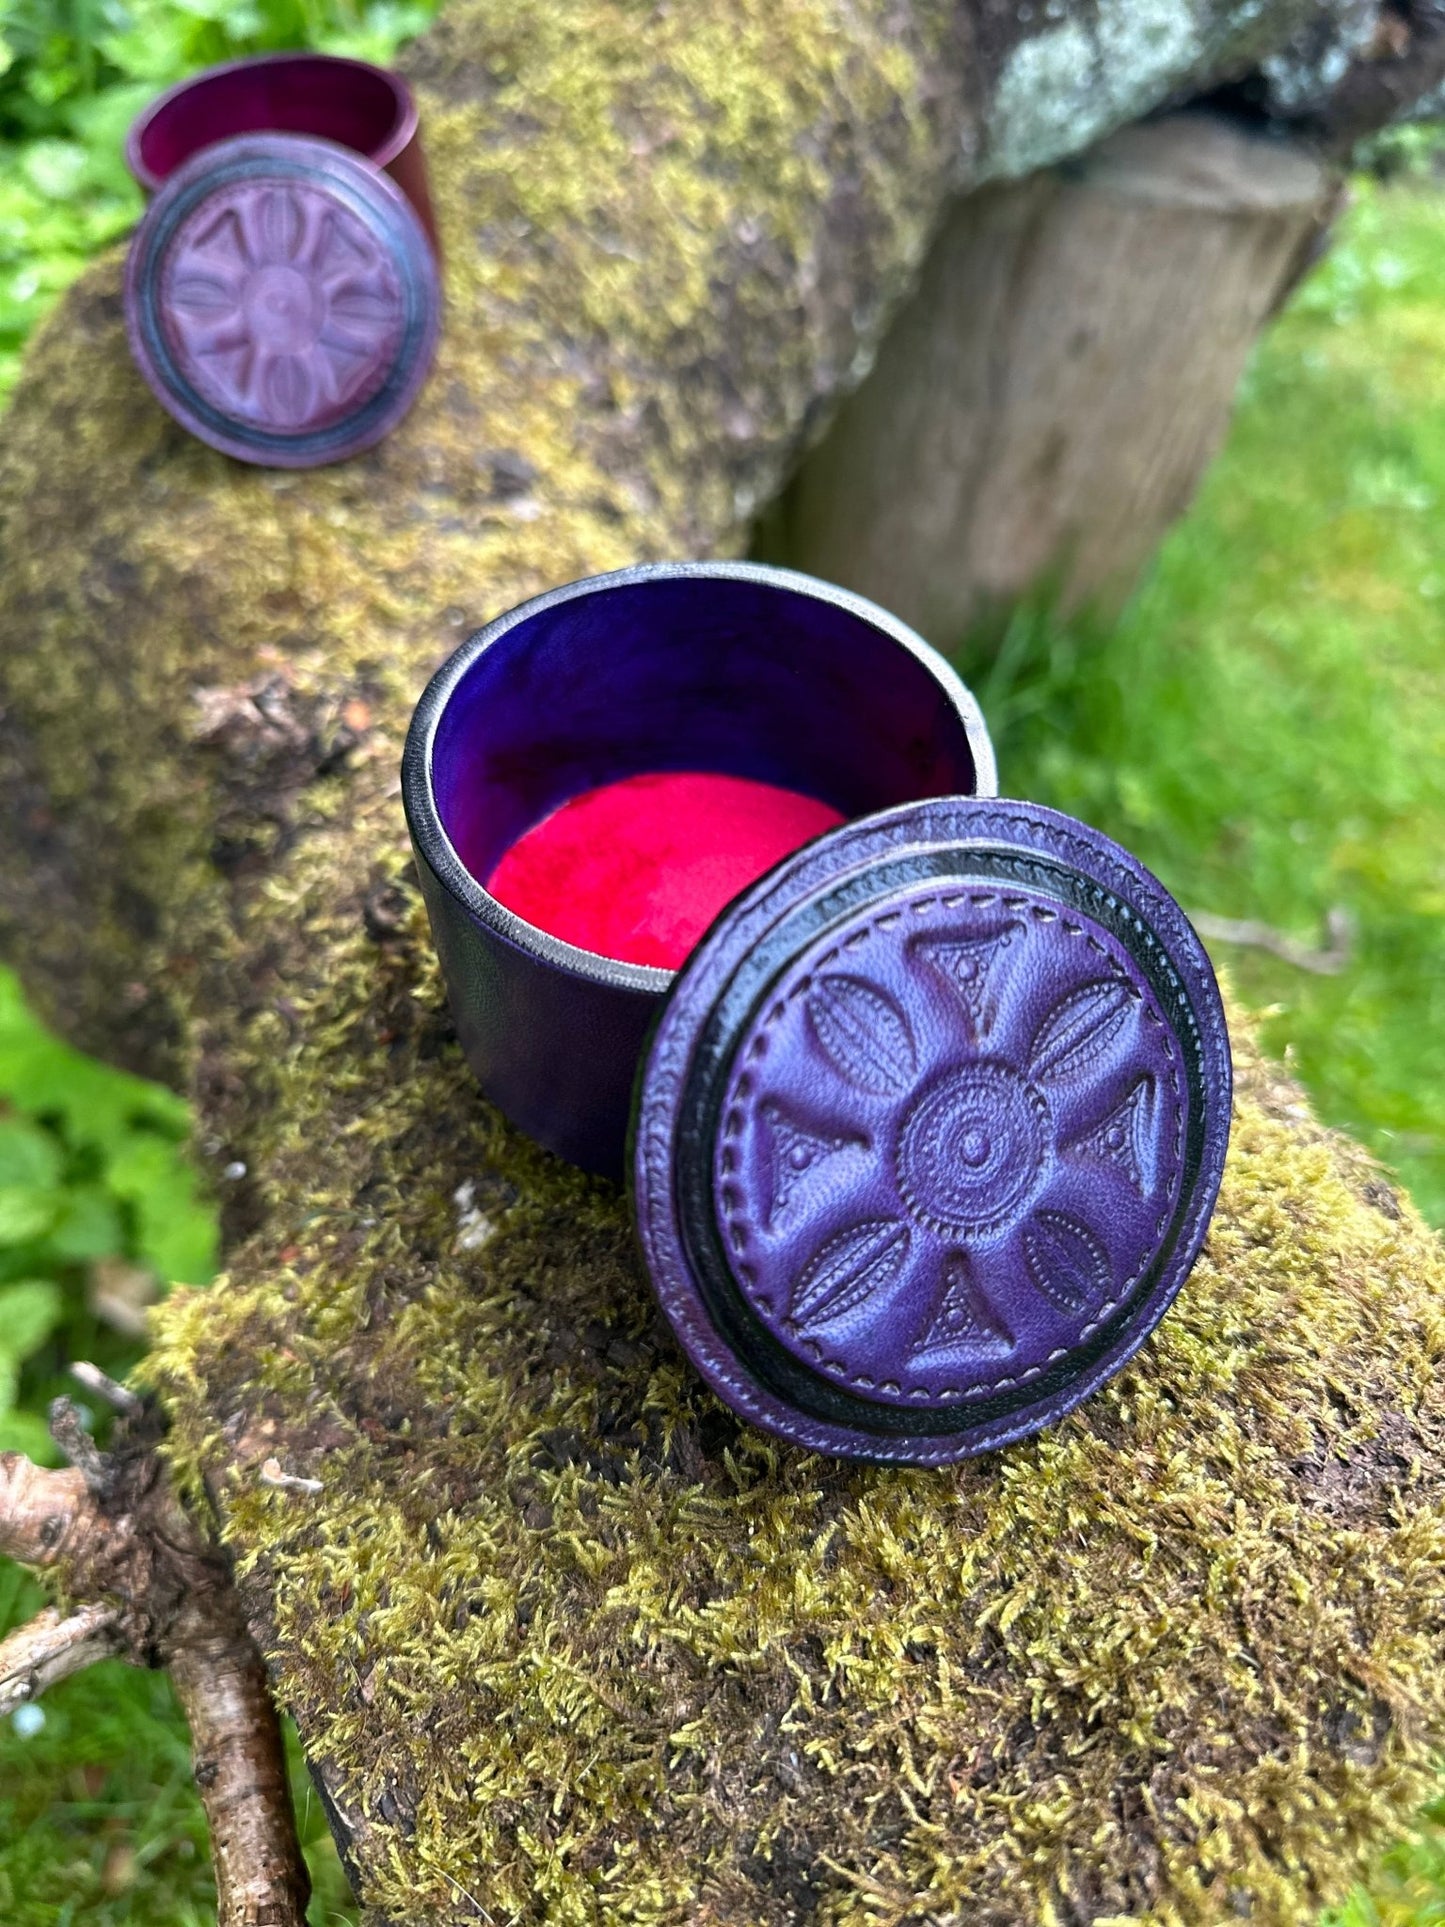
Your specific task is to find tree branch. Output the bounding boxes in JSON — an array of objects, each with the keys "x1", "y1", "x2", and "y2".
[
  {"x1": 69, "y1": 1360, "x2": 144, "y2": 1418},
  {"x1": 0, "y1": 1602, "x2": 122, "y2": 1715},
  {"x1": 48, "y1": 1395, "x2": 113, "y2": 1494},
  {"x1": 0, "y1": 1420, "x2": 310, "y2": 1927},
  {"x1": 0, "y1": 1451, "x2": 93, "y2": 1568}
]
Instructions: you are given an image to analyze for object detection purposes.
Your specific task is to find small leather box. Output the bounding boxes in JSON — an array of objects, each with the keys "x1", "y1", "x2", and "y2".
[
  {"x1": 405, "y1": 562, "x2": 1232, "y2": 1462},
  {"x1": 123, "y1": 55, "x2": 439, "y2": 468}
]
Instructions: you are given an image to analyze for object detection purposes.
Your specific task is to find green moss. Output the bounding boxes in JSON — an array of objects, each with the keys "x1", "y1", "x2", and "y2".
[
  {"x1": 140, "y1": 972, "x2": 1445, "y2": 1927},
  {"x1": 0, "y1": 0, "x2": 960, "y2": 1102}
]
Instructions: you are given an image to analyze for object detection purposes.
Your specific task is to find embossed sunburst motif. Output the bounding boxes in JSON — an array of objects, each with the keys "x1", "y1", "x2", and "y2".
[
  {"x1": 714, "y1": 882, "x2": 1187, "y2": 1408},
  {"x1": 161, "y1": 183, "x2": 405, "y2": 431}
]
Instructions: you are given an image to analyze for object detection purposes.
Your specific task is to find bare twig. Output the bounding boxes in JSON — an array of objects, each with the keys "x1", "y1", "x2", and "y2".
[
  {"x1": 0, "y1": 1602, "x2": 122, "y2": 1715},
  {"x1": 47, "y1": 1395, "x2": 112, "y2": 1494},
  {"x1": 260, "y1": 1457, "x2": 324, "y2": 1495},
  {"x1": 1189, "y1": 905, "x2": 1354, "y2": 975},
  {"x1": 69, "y1": 1361, "x2": 144, "y2": 1418},
  {"x1": 0, "y1": 1412, "x2": 311, "y2": 1927},
  {"x1": 0, "y1": 1452, "x2": 92, "y2": 1568}
]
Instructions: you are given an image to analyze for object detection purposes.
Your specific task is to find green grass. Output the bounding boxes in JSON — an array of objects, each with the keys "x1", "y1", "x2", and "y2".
[{"x1": 963, "y1": 179, "x2": 1445, "y2": 1229}]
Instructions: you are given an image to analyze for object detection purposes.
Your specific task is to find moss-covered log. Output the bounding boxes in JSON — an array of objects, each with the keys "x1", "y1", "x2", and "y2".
[{"x1": 2, "y1": 0, "x2": 1445, "y2": 1922}]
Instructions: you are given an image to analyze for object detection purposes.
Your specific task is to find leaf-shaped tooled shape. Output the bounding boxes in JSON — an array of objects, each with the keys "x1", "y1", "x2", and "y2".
[
  {"x1": 806, "y1": 975, "x2": 917, "y2": 1096},
  {"x1": 790, "y1": 1220, "x2": 910, "y2": 1332},
  {"x1": 170, "y1": 275, "x2": 239, "y2": 316},
  {"x1": 258, "y1": 186, "x2": 305, "y2": 263},
  {"x1": 1022, "y1": 1209, "x2": 1111, "y2": 1315},
  {"x1": 1030, "y1": 978, "x2": 1133, "y2": 1084},
  {"x1": 263, "y1": 355, "x2": 312, "y2": 427}
]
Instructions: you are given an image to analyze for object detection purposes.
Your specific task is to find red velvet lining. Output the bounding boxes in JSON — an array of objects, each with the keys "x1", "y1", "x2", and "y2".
[{"x1": 487, "y1": 770, "x2": 845, "y2": 969}]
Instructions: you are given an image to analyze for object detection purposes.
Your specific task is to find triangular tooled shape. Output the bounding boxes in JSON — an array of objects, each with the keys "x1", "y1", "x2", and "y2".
[
  {"x1": 759, "y1": 1101, "x2": 860, "y2": 1225},
  {"x1": 911, "y1": 1255, "x2": 1014, "y2": 1366},
  {"x1": 1070, "y1": 1076, "x2": 1157, "y2": 1195},
  {"x1": 913, "y1": 922, "x2": 1024, "y2": 1041}
]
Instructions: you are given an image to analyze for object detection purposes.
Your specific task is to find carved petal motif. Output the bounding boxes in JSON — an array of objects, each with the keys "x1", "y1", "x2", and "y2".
[
  {"x1": 170, "y1": 275, "x2": 240, "y2": 316},
  {"x1": 163, "y1": 181, "x2": 405, "y2": 431},
  {"x1": 790, "y1": 1220, "x2": 910, "y2": 1333},
  {"x1": 1029, "y1": 978, "x2": 1133, "y2": 1084},
  {"x1": 257, "y1": 186, "x2": 305, "y2": 263},
  {"x1": 263, "y1": 355, "x2": 313, "y2": 427},
  {"x1": 1022, "y1": 1209, "x2": 1112, "y2": 1314},
  {"x1": 805, "y1": 975, "x2": 917, "y2": 1096}
]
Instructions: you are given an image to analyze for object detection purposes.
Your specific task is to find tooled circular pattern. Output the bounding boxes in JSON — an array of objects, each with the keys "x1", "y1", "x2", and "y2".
[
  {"x1": 714, "y1": 880, "x2": 1186, "y2": 1410},
  {"x1": 160, "y1": 179, "x2": 405, "y2": 434}
]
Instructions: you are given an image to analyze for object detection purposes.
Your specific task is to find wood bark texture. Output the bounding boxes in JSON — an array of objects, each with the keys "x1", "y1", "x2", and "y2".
[
  {"x1": 0, "y1": 1602, "x2": 123, "y2": 1716},
  {"x1": 758, "y1": 112, "x2": 1340, "y2": 641},
  {"x1": 0, "y1": 2, "x2": 1444, "y2": 1924},
  {"x1": 0, "y1": 1415, "x2": 310, "y2": 1925}
]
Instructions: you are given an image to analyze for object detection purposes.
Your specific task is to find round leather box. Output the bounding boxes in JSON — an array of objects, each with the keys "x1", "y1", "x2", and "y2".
[
  {"x1": 404, "y1": 562, "x2": 996, "y2": 1174},
  {"x1": 124, "y1": 131, "x2": 439, "y2": 467},
  {"x1": 634, "y1": 796, "x2": 1231, "y2": 1463},
  {"x1": 404, "y1": 561, "x2": 1231, "y2": 1462},
  {"x1": 126, "y1": 51, "x2": 438, "y2": 251}
]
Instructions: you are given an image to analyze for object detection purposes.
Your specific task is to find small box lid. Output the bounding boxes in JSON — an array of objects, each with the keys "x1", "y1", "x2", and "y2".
[
  {"x1": 633, "y1": 796, "x2": 1232, "y2": 1464},
  {"x1": 123, "y1": 133, "x2": 439, "y2": 468}
]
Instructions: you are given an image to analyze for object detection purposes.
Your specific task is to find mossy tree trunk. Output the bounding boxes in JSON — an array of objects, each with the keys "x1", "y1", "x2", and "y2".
[{"x1": 1, "y1": 3, "x2": 1444, "y2": 1924}]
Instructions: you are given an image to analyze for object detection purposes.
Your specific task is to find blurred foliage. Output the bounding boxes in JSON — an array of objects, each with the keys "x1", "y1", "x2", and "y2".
[
  {"x1": 0, "y1": 964, "x2": 214, "y2": 1460},
  {"x1": 0, "y1": 0, "x2": 436, "y2": 398},
  {"x1": 0, "y1": 963, "x2": 357, "y2": 1921},
  {"x1": 1358, "y1": 118, "x2": 1445, "y2": 186},
  {"x1": 966, "y1": 179, "x2": 1445, "y2": 1228}
]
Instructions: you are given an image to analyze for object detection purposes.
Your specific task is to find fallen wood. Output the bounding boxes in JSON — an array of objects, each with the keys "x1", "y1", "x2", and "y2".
[{"x1": 0, "y1": 1602, "x2": 123, "y2": 1717}]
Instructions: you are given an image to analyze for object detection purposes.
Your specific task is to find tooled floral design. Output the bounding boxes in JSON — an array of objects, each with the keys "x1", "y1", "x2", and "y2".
[
  {"x1": 162, "y1": 185, "x2": 404, "y2": 430},
  {"x1": 722, "y1": 893, "x2": 1185, "y2": 1403}
]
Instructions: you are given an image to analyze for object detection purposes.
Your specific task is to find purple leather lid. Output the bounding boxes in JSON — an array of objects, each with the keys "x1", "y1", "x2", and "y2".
[
  {"x1": 124, "y1": 133, "x2": 439, "y2": 467},
  {"x1": 633, "y1": 798, "x2": 1232, "y2": 1464}
]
